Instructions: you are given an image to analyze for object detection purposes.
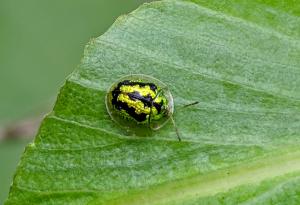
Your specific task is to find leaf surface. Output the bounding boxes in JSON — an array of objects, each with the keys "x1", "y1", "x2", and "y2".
[{"x1": 6, "y1": 0, "x2": 300, "y2": 204}]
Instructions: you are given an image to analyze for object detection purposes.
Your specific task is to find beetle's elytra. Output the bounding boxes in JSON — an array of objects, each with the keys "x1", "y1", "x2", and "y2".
[
  {"x1": 111, "y1": 80, "x2": 168, "y2": 123},
  {"x1": 105, "y1": 74, "x2": 174, "y2": 131}
]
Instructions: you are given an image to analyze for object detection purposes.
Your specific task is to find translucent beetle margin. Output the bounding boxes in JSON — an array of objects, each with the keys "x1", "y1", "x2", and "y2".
[{"x1": 105, "y1": 74, "x2": 181, "y2": 140}]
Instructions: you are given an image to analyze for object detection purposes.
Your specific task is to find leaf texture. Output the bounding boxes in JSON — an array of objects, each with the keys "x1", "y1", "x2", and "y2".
[{"x1": 6, "y1": 0, "x2": 300, "y2": 204}]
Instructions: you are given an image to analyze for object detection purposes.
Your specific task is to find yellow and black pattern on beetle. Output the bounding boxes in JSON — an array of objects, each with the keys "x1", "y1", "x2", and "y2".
[{"x1": 111, "y1": 80, "x2": 168, "y2": 123}]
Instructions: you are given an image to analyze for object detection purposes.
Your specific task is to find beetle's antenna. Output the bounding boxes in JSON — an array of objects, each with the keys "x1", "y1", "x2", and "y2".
[
  {"x1": 170, "y1": 115, "x2": 181, "y2": 141},
  {"x1": 182, "y1": 101, "x2": 199, "y2": 108},
  {"x1": 176, "y1": 101, "x2": 199, "y2": 111},
  {"x1": 151, "y1": 87, "x2": 197, "y2": 142},
  {"x1": 171, "y1": 101, "x2": 198, "y2": 141}
]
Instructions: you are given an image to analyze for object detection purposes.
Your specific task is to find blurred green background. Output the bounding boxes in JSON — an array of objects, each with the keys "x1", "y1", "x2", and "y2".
[{"x1": 0, "y1": 0, "x2": 148, "y2": 203}]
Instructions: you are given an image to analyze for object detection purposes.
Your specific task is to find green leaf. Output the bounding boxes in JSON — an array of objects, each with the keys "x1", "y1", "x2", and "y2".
[{"x1": 6, "y1": 0, "x2": 300, "y2": 204}]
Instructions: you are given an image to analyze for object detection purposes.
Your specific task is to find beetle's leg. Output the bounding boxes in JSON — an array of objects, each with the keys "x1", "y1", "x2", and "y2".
[
  {"x1": 148, "y1": 88, "x2": 163, "y2": 128},
  {"x1": 148, "y1": 103, "x2": 153, "y2": 129},
  {"x1": 151, "y1": 87, "x2": 184, "y2": 142},
  {"x1": 154, "y1": 87, "x2": 183, "y2": 141}
]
